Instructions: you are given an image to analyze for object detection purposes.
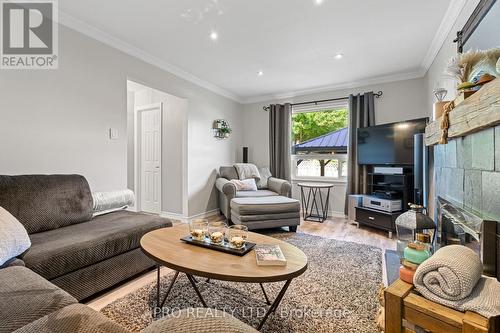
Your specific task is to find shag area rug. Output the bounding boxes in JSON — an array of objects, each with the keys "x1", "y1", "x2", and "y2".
[{"x1": 101, "y1": 232, "x2": 382, "y2": 333}]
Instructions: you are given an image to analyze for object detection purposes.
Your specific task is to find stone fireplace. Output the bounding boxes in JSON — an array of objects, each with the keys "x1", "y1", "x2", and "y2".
[{"x1": 433, "y1": 126, "x2": 500, "y2": 222}]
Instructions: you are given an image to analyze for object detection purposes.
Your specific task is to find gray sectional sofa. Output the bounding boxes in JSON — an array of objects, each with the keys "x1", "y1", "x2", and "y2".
[
  {"x1": 0, "y1": 174, "x2": 258, "y2": 333},
  {"x1": 0, "y1": 265, "x2": 258, "y2": 333},
  {"x1": 0, "y1": 174, "x2": 171, "y2": 300}
]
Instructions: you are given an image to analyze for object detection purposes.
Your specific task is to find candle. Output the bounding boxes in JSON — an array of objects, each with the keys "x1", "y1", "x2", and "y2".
[
  {"x1": 190, "y1": 228, "x2": 205, "y2": 241},
  {"x1": 229, "y1": 236, "x2": 245, "y2": 249},
  {"x1": 210, "y1": 231, "x2": 224, "y2": 244}
]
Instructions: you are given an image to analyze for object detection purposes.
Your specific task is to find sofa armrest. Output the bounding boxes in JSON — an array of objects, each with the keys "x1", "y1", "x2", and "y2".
[
  {"x1": 267, "y1": 177, "x2": 292, "y2": 197},
  {"x1": 215, "y1": 178, "x2": 236, "y2": 199}
]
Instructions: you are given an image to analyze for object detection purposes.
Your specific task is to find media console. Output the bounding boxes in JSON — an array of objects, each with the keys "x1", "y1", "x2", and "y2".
[
  {"x1": 355, "y1": 169, "x2": 414, "y2": 238},
  {"x1": 355, "y1": 119, "x2": 429, "y2": 238}
]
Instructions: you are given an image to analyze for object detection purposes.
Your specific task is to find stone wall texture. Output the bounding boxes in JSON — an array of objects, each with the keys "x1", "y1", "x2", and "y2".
[{"x1": 434, "y1": 126, "x2": 500, "y2": 221}]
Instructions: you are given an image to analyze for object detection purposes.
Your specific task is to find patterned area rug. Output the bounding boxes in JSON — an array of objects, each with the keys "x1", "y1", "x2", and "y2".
[{"x1": 101, "y1": 232, "x2": 382, "y2": 333}]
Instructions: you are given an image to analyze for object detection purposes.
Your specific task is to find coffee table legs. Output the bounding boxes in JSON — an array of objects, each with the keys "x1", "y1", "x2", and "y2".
[
  {"x1": 158, "y1": 270, "x2": 179, "y2": 308},
  {"x1": 259, "y1": 283, "x2": 271, "y2": 305},
  {"x1": 186, "y1": 274, "x2": 207, "y2": 307},
  {"x1": 155, "y1": 267, "x2": 292, "y2": 330},
  {"x1": 155, "y1": 267, "x2": 206, "y2": 312},
  {"x1": 258, "y1": 279, "x2": 292, "y2": 330}
]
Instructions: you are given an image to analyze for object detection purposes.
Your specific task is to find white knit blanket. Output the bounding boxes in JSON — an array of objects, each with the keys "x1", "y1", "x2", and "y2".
[
  {"x1": 91, "y1": 190, "x2": 135, "y2": 216},
  {"x1": 414, "y1": 245, "x2": 500, "y2": 318},
  {"x1": 234, "y1": 163, "x2": 261, "y2": 181}
]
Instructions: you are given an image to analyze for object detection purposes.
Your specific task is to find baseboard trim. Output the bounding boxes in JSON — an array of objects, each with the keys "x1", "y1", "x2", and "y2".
[
  {"x1": 160, "y1": 209, "x2": 220, "y2": 223},
  {"x1": 329, "y1": 211, "x2": 347, "y2": 218},
  {"x1": 160, "y1": 211, "x2": 185, "y2": 221},
  {"x1": 300, "y1": 210, "x2": 346, "y2": 219}
]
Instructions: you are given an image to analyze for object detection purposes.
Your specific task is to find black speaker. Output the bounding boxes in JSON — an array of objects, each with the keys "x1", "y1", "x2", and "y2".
[
  {"x1": 414, "y1": 134, "x2": 428, "y2": 206},
  {"x1": 242, "y1": 147, "x2": 248, "y2": 163}
]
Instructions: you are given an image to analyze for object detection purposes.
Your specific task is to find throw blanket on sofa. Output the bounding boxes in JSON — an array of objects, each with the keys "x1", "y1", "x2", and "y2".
[
  {"x1": 234, "y1": 163, "x2": 261, "y2": 182},
  {"x1": 91, "y1": 190, "x2": 135, "y2": 216},
  {"x1": 414, "y1": 245, "x2": 500, "y2": 318}
]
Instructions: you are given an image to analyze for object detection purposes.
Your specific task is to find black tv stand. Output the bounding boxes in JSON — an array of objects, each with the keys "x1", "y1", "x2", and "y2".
[{"x1": 355, "y1": 166, "x2": 414, "y2": 238}]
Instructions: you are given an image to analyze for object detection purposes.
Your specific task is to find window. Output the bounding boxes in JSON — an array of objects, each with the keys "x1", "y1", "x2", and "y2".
[{"x1": 291, "y1": 100, "x2": 349, "y2": 181}]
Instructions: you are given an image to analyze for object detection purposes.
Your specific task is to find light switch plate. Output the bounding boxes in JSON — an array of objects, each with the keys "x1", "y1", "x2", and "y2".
[{"x1": 109, "y1": 128, "x2": 119, "y2": 140}]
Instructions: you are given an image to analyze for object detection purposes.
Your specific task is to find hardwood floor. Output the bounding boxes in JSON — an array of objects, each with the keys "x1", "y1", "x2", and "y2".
[{"x1": 86, "y1": 215, "x2": 396, "y2": 311}]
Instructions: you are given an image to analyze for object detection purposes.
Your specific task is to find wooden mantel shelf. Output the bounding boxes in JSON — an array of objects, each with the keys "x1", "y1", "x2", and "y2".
[{"x1": 425, "y1": 78, "x2": 500, "y2": 146}]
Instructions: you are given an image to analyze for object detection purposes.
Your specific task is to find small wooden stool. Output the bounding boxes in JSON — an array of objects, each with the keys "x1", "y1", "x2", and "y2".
[{"x1": 384, "y1": 279, "x2": 498, "y2": 333}]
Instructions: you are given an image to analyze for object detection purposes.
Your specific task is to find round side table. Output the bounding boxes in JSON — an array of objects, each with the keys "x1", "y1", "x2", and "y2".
[{"x1": 297, "y1": 182, "x2": 335, "y2": 223}]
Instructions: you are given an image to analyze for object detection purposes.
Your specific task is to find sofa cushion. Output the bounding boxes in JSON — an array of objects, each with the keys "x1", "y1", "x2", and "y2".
[
  {"x1": 0, "y1": 266, "x2": 77, "y2": 333},
  {"x1": 13, "y1": 304, "x2": 130, "y2": 333},
  {"x1": 0, "y1": 175, "x2": 93, "y2": 234},
  {"x1": 230, "y1": 196, "x2": 300, "y2": 215},
  {"x1": 23, "y1": 211, "x2": 171, "y2": 280},
  {"x1": 219, "y1": 166, "x2": 238, "y2": 180},
  {"x1": 257, "y1": 167, "x2": 272, "y2": 189},
  {"x1": 235, "y1": 190, "x2": 278, "y2": 198}
]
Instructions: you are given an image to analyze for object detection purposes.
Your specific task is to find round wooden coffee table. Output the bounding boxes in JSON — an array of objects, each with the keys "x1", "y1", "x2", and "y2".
[{"x1": 140, "y1": 224, "x2": 308, "y2": 330}]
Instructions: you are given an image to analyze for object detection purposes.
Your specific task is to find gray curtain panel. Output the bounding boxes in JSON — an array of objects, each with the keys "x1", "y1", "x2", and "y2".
[
  {"x1": 269, "y1": 103, "x2": 292, "y2": 180},
  {"x1": 345, "y1": 92, "x2": 375, "y2": 214}
]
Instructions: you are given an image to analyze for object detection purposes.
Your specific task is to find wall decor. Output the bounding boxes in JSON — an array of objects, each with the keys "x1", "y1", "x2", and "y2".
[
  {"x1": 445, "y1": 48, "x2": 499, "y2": 103},
  {"x1": 213, "y1": 119, "x2": 232, "y2": 139}
]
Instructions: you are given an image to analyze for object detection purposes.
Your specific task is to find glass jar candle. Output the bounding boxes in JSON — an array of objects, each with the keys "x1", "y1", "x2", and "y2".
[
  {"x1": 226, "y1": 225, "x2": 248, "y2": 249},
  {"x1": 189, "y1": 219, "x2": 208, "y2": 241},
  {"x1": 208, "y1": 221, "x2": 227, "y2": 245}
]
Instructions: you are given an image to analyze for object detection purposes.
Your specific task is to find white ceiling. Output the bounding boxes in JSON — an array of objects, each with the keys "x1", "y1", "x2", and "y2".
[{"x1": 59, "y1": 0, "x2": 460, "y2": 103}]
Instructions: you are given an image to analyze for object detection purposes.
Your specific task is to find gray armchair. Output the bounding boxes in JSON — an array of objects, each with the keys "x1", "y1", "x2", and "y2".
[{"x1": 216, "y1": 166, "x2": 292, "y2": 221}]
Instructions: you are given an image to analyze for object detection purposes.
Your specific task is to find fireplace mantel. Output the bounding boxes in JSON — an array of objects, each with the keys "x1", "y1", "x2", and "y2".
[{"x1": 425, "y1": 78, "x2": 500, "y2": 146}]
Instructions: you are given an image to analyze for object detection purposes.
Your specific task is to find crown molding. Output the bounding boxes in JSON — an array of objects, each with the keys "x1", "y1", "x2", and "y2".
[
  {"x1": 420, "y1": 0, "x2": 468, "y2": 73},
  {"x1": 58, "y1": 10, "x2": 243, "y2": 103},
  {"x1": 58, "y1": 1, "x2": 466, "y2": 107},
  {"x1": 240, "y1": 69, "x2": 426, "y2": 104}
]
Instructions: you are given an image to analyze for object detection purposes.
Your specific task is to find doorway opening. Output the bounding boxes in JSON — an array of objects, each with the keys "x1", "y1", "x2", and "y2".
[{"x1": 127, "y1": 80, "x2": 188, "y2": 217}]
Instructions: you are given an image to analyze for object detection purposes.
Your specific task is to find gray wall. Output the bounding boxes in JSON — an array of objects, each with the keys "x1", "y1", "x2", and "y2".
[
  {"x1": 433, "y1": 127, "x2": 500, "y2": 221},
  {"x1": 0, "y1": 25, "x2": 243, "y2": 217}
]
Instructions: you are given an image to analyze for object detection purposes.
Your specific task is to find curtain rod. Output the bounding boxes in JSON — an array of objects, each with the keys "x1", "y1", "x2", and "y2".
[{"x1": 262, "y1": 91, "x2": 383, "y2": 111}]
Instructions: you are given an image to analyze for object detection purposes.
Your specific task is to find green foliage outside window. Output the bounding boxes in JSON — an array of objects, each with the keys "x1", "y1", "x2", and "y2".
[{"x1": 292, "y1": 109, "x2": 348, "y2": 144}]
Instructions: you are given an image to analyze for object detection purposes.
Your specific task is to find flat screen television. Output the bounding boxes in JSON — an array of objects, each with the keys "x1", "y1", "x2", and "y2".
[{"x1": 357, "y1": 118, "x2": 428, "y2": 165}]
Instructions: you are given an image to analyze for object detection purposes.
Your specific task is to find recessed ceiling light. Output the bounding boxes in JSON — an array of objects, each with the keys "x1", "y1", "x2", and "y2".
[
  {"x1": 210, "y1": 30, "x2": 218, "y2": 41},
  {"x1": 314, "y1": 0, "x2": 324, "y2": 5},
  {"x1": 334, "y1": 53, "x2": 343, "y2": 59},
  {"x1": 257, "y1": 70, "x2": 264, "y2": 76}
]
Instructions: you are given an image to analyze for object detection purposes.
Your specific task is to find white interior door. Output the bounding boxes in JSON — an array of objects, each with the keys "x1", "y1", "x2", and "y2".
[{"x1": 138, "y1": 103, "x2": 162, "y2": 214}]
